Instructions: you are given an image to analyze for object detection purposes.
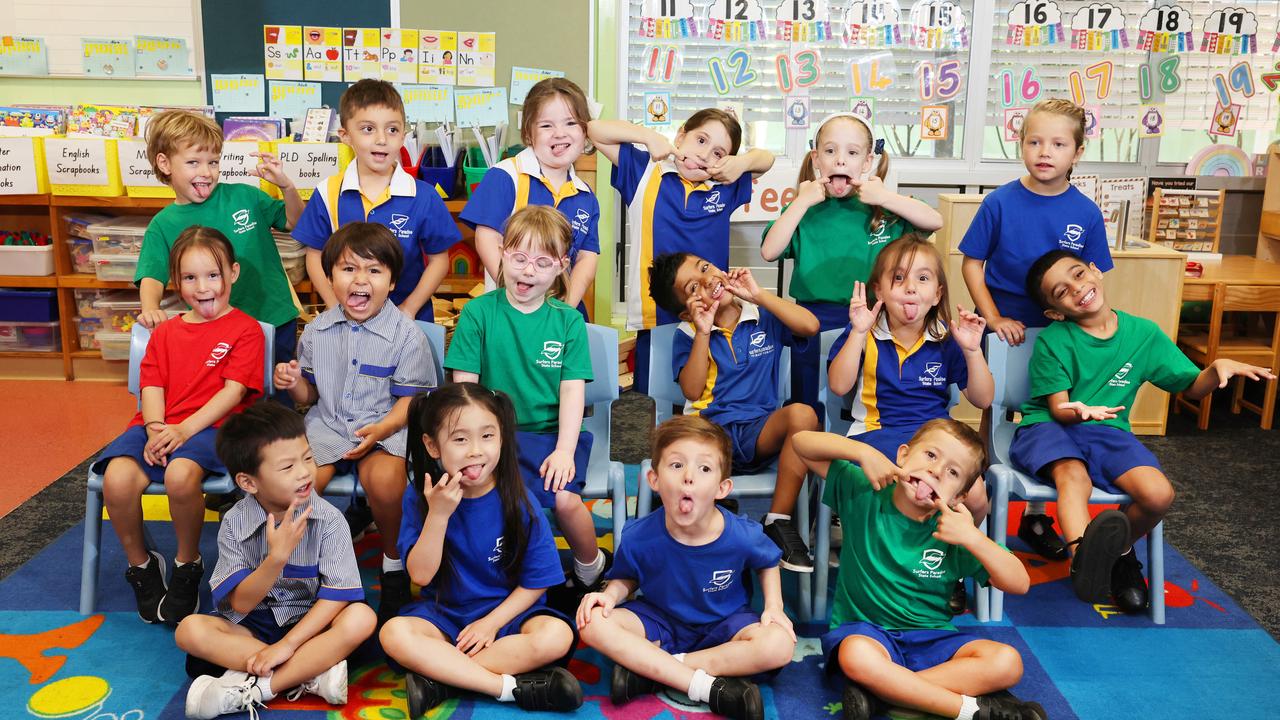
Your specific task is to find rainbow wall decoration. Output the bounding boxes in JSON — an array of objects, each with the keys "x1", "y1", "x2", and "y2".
[{"x1": 1185, "y1": 144, "x2": 1252, "y2": 177}]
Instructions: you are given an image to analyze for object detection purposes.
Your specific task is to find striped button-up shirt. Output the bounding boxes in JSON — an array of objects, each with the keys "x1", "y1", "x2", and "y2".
[
  {"x1": 299, "y1": 302, "x2": 437, "y2": 466},
  {"x1": 209, "y1": 494, "x2": 364, "y2": 626}
]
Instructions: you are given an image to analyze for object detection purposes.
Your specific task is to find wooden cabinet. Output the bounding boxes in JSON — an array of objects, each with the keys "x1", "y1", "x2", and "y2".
[{"x1": 1258, "y1": 146, "x2": 1280, "y2": 263}]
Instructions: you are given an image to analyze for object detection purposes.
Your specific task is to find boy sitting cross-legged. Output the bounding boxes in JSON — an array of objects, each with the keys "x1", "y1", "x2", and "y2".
[
  {"x1": 576, "y1": 416, "x2": 796, "y2": 720},
  {"x1": 648, "y1": 252, "x2": 821, "y2": 572},
  {"x1": 176, "y1": 402, "x2": 376, "y2": 718},
  {"x1": 795, "y1": 421, "x2": 1046, "y2": 720},
  {"x1": 1010, "y1": 250, "x2": 1274, "y2": 613}
]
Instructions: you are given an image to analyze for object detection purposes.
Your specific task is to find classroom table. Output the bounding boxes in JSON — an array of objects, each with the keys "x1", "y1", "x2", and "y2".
[{"x1": 1181, "y1": 255, "x2": 1280, "y2": 301}]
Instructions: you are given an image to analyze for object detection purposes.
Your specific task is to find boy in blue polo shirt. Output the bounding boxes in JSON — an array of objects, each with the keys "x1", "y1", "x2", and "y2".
[
  {"x1": 649, "y1": 252, "x2": 820, "y2": 572},
  {"x1": 294, "y1": 79, "x2": 460, "y2": 323}
]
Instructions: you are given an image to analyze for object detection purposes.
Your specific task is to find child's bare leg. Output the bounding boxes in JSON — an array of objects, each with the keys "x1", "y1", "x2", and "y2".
[
  {"x1": 579, "y1": 607, "x2": 695, "y2": 690},
  {"x1": 175, "y1": 614, "x2": 267, "y2": 669},
  {"x1": 837, "y1": 636, "x2": 965, "y2": 717},
  {"x1": 962, "y1": 477, "x2": 989, "y2": 526},
  {"x1": 755, "y1": 404, "x2": 819, "y2": 515},
  {"x1": 914, "y1": 640, "x2": 1023, "y2": 697},
  {"x1": 555, "y1": 492, "x2": 600, "y2": 564},
  {"x1": 312, "y1": 463, "x2": 337, "y2": 493},
  {"x1": 471, "y1": 614, "x2": 575, "y2": 674},
  {"x1": 265, "y1": 602, "x2": 376, "y2": 690},
  {"x1": 680, "y1": 622, "x2": 794, "y2": 677},
  {"x1": 164, "y1": 459, "x2": 207, "y2": 564},
  {"x1": 1111, "y1": 466, "x2": 1174, "y2": 549},
  {"x1": 358, "y1": 451, "x2": 406, "y2": 560},
  {"x1": 1047, "y1": 459, "x2": 1094, "y2": 547},
  {"x1": 102, "y1": 457, "x2": 152, "y2": 566},
  {"x1": 381, "y1": 617, "x2": 506, "y2": 696}
]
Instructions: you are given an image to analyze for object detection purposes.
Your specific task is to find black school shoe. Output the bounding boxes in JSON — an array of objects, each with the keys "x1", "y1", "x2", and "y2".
[
  {"x1": 976, "y1": 691, "x2": 1048, "y2": 720},
  {"x1": 1069, "y1": 510, "x2": 1130, "y2": 604},
  {"x1": 405, "y1": 672, "x2": 459, "y2": 717},
  {"x1": 1111, "y1": 549, "x2": 1150, "y2": 614},
  {"x1": 344, "y1": 498, "x2": 375, "y2": 542},
  {"x1": 610, "y1": 663, "x2": 656, "y2": 705},
  {"x1": 547, "y1": 548, "x2": 614, "y2": 616},
  {"x1": 513, "y1": 666, "x2": 584, "y2": 711},
  {"x1": 1017, "y1": 513, "x2": 1070, "y2": 561},
  {"x1": 762, "y1": 518, "x2": 815, "y2": 573},
  {"x1": 158, "y1": 558, "x2": 203, "y2": 624},
  {"x1": 948, "y1": 579, "x2": 967, "y2": 616},
  {"x1": 378, "y1": 569, "x2": 412, "y2": 626},
  {"x1": 708, "y1": 677, "x2": 763, "y2": 720},
  {"x1": 840, "y1": 681, "x2": 884, "y2": 720},
  {"x1": 124, "y1": 550, "x2": 167, "y2": 623}
]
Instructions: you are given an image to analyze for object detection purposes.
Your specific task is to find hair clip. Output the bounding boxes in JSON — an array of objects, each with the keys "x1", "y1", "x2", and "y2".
[{"x1": 874, "y1": 138, "x2": 884, "y2": 155}]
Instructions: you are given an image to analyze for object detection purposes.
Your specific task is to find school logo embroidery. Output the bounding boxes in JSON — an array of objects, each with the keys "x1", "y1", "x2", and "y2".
[
  {"x1": 702, "y1": 190, "x2": 726, "y2": 214},
  {"x1": 572, "y1": 208, "x2": 591, "y2": 236},
  {"x1": 747, "y1": 330, "x2": 774, "y2": 359},
  {"x1": 914, "y1": 548, "x2": 947, "y2": 579},
  {"x1": 388, "y1": 214, "x2": 413, "y2": 239},
  {"x1": 536, "y1": 340, "x2": 564, "y2": 369},
  {"x1": 919, "y1": 361, "x2": 945, "y2": 387},
  {"x1": 704, "y1": 569, "x2": 735, "y2": 593},
  {"x1": 868, "y1": 224, "x2": 892, "y2": 246},
  {"x1": 1108, "y1": 362, "x2": 1133, "y2": 388},
  {"x1": 206, "y1": 342, "x2": 231, "y2": 367},
  {"x1": 1060, "y1": 223, "x2": 1085, "y2": 251},
  {"x1": 488, "y1": 537, "x2": 503, "y2": 563},
  {"x1": 750, "y1": 331, "x2": 767, "y2": 347},
  {"x1": 231, "y1": 209, "x2": 256, "y2": 234}
]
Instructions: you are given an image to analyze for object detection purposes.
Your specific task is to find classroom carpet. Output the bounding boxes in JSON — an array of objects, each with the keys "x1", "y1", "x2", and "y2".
[{"x1": 1, "y1": 470, "x2": 1277, "y2": 720}]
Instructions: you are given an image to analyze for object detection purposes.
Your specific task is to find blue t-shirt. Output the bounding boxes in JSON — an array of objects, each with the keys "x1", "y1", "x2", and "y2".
[
  {"x1": 609, "y1": 506, "x2": 781, "y2": 626},
  {"x1": 958, "y1": 179, "x2": 1113, "y2": 327},
  {"x1": 673, "y1": 302, "x2": 786, "y2": 427},
  {"x1": 459, "y1": 147, "x2": 600, "y2": 266},
  {"x1": 828, "y1": 317, "x2": 968, "y2": 435},
  {"x1": 397, "y1": 483, "x2": 564, "y2": 624},
  {"x1": 292, "y1": 163, "x2": 461, "y2": 319},
  {"x1": 613, "y1": 142, "x2": 754, "y2": 329}
]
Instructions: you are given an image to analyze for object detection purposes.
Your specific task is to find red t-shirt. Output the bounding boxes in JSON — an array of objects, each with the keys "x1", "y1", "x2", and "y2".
[{"x1": 130, "y1": 308, "x2": 265, "y2": 428}]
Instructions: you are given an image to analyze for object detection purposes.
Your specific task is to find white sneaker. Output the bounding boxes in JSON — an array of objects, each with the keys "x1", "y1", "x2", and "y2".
[
  {"x1": 185, "y1": 671, "x2": 266, "y2": 719},
  {"x1": 288, "y1": 659, "x2": 347, "y2": 704}
]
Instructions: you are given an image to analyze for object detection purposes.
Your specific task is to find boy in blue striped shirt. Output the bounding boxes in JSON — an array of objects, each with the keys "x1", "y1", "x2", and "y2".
[{"x1": 176, "y1": 401, "x2": 375, "y2": 718}]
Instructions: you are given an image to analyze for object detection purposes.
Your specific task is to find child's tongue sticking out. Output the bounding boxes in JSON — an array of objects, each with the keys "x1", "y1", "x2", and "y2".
[
  {"x1": 901, "y1": 302, "x2": 919, "y2": 322},
  {"x1": 828, "y1": 174, "x2": 851, "y2": 197},
  {"x1": 678, "y1": 495, "x2": 695, "y2": 514},
  {"x1": 460, "y1": 464, "x2": 484, "y2": 481}
]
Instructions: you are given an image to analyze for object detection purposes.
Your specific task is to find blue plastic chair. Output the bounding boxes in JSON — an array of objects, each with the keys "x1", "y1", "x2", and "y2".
[
  {"x1": 80, "y1": 321, "x2": 275, "y2": 614},
  {"x1": 580, "y1": 323, "x2": 629, "y2": 542},
  {"x1": 635, "y1": 323, "x2": 817, "y2": 622},
  {"x1": 985, "y1": 330, "x2": 1166, "y2": 624},
  {"x1": 322, "y1": 321, "x2": 446, "y2": 499}
]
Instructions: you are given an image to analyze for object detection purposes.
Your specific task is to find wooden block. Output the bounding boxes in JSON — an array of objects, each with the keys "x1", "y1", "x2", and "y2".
[
  {"x1": 618, "y1": 335, "x2": 637, "y2": 355},
  {"x1": 469, "y1": 282, "x2": 485, "y2": 298}
]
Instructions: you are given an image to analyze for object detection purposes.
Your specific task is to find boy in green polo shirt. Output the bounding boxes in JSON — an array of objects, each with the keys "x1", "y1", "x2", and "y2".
[
  {"x1": 1009, "y1": 249, "x2": 1274, "y2": 614},
  {"x1": 795, "y1": 420, "x2": 1043, "y2": 720},
  {"x1": 136, "y1": 110, "x2": 303, "y2": 366}
]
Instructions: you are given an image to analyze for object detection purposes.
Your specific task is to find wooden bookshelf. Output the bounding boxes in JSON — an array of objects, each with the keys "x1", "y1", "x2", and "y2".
[{"x1": 1148, "y1": 188, "x2": 1225, "y2": 253}]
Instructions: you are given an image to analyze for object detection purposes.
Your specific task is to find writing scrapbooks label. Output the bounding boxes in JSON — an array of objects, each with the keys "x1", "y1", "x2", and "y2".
[
  {"x1": 276, "y1": 143, "x2": 343, "y2": 194},
  {"x1": 47, "y1": 139, "x2": 110, "y2": 186},
  {"x1": 116, "y1": 140, "x2": 164, "y2": 187},
  {"x1": 0, "y1": 137, "x2": 42, "y2": 193},
  {"x1": 220, "y1": 142, "x2": 265, "y2": 187}
]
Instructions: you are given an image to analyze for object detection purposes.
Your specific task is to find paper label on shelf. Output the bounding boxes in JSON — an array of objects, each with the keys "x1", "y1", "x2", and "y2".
[
  {"x1": 276, "y1": 142, "x2": 342, "y2": 192},
  {"x1": 47, "y1": 139, "x2": 110, "y2": 186},
  {"x1": 116, "y1": 139, "x2": 164, "y2": 187},
  {"x1": 0, "y1": 137, "x2": 40, "y2": 193},
  {"x1": 220, "y1": 142, "x2": 264, "y2": 187}
]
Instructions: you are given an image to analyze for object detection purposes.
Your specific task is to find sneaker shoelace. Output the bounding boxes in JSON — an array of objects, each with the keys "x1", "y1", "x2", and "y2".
[{"x1": 226, "y1": 676, "x2": 267, "y2": 720}]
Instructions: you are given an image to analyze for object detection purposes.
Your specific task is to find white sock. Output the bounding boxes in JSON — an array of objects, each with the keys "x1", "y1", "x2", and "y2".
[
  {"x1": 497, "y1": 673, "x2": 517, "y2": 702},
  {"x1": 573, "y1": 549, "x2": 606, "y2": 585},
  {"x1": 131, "y1": 556, "x2": 151, "y2": 570},
  {"x1": 955, "y1": 695, "x2": 979, "y2": 720},
  {"x1": 671, "y1": 653, "x2": 687, "y2": 664},
  {"x1": 256, "y1": 674, "x2": 275, "y2": 702},
  {"x1": 764, "y1": 513, "x2": 790, "y2": 526},
  {"x1": 382, "y1": 555, "x2": 404, "y2": 573},
  {"x1": 175, "y1": 556, "x2": 200, "y2": 568},
  {"x1": 687, "y1": 668, "x2": 715, "y2": 704},
  {"x1": 1024, "y1": 502, "x2": 1048, "y2": 516}
]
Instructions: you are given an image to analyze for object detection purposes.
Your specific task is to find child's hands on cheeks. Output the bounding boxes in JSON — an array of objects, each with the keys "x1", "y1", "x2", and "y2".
[
  {"x1": 576, "y1": 590, "x2": 616, "y2": 629},
  {"x1": 861, "y1": 450, "x2": 906, "y2": 491},
  {"x1": 455, "y1": 614, "x2": 501, "y2": 656},
  {"x1": 850, "y1": 175, "x2": 891, "y2": 206},
  {"x1": 708, "y1": 154, "x2": 750, "y2": 184},
  {"x1": 950, "y1": 306, "x2": 988, "y2": 352},
  {"x1": 646, "y1": 135, "x2": 677, "y2": 164},
  {"x1": 273, "y1": 360, "x2": 302, "y2": 391},
  {"x1": 687, "y1": 294, "x2": 719, "y2": 336},
  {"x1": 724, "y1": 268, "x2": 761, "y2": 303},
  {"x1": 423, "y1": 472, "x2": 464, "y2": 519},
  {"x1": 848, "y1": 281, "x2": 883, "y2": 334},
  {"x1": 796, "y1": 176, "x2": 830, "y2": 208},
  {"x1": 931, "y1": 499, "x2": 980, "y2": 547}
]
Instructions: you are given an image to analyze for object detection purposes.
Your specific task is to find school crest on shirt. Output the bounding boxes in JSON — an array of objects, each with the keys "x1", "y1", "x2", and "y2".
[
  {"x1": 702, "y1": 190, "x2": 726, "y2": 214},
  {"x1": 571, "y1": 208, "x2": 591, "y2": 238},
  {"x1": 914, "y1": 548, "x2": 946, "y2": 579},
  {"x1": 206, "y1": 342, "x2": 232, "y2": 367},
  {"x1": 230, "y1": 209, "x2": 256, "y2": 235},
  {"x1": 703, "y1": 569, "x2": 735, "y2": 593},
  {"x1": 918, "y1": 361, "x2": 945, "y2": 387},
  {"x1": 536, "y1": 340, "x2": 564, "y2": 369},
  {"x1": 1108, "y1": 362, "x2": 1133, "y2": 388},
  {"x1": 488, "y1": 536, "x2": 503, "y2": 563},
  {"x1": 747, "y1": 331, "x2": 775, "y2": 359},
  {"x1": 1059, "y1": 223, "x2": 1085, "y2": 251},
  {"x1": 389, "y1": 213, "x2": 413, "y2": 239}
]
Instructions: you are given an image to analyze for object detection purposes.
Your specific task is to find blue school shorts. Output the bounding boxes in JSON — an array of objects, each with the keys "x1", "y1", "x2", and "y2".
[
  {"x1": 515, "y1": 430, "x2": 592, "y2": 508},
  {"x1": 722, "y1": 414, "x2": 773, "y2": 475},
  {"x1": 399, "y1": 599, "x2": 576, "y2": 666},
  {"x1": 821, "y1": 621, "x2": 977, "y2": 676},
  {"x1": 1009, "y1": 421, "x2": 1161, "y2": 495},
  {"x1": 622, "y1": 597, "x2": 761, "y2": 655},
  {"x1": 853, "y1": 426, "x2": 917, "y2": 461},
  {"x1": 185, "y1": 608, "x2": 298, "y2": 678},
  {"x1": 92, "y1": 425, "x2": 225, "y2": 485}
]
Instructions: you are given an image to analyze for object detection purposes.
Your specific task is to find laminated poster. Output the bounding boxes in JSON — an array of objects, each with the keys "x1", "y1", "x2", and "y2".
[
  {"x1": 510, "y1": 67, "x2": 565, "y2": 105},
  {"x1": 380, "y1": 28, "x2": 419, "y2": 82},
  {"x1": 454, "y1": 87, "x2": 507, "y2": 127},
  {"x1": 135, "y1": 36, "x2": 190, "y2": 76},
  {"x1": 212, "y1": 74, "x2": 266, "y2": 114},
  {"x1": 263, "y1": 26, "x2": 303, "y2": 80},
  {"x1": 457, "y1": 32, "x2": 496, "y2": 87},
  {"x1": 419, "y1": 30, "x2": 457, "y2": 85},
  {"x1": 0, "y1": 36, "x2": 48, "y2": 76},
  {"x1": 82, "y1": 38, "x2": 134, "y2": 77},
  {"x1": 400, "y1": 84, "x2": 455, "y2": 124},
  {"x1": 344, "y1": 28, "x2": 382, "y2": 81},
  {"x1": 303, "y1": 27, "x2": 343, "y2": 82},
  {"x1": 269, "y1": 81, "x2": 321, "y2": 121}
]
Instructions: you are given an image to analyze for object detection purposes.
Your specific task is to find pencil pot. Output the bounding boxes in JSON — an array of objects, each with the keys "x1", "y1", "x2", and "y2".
[
  {"x1": 462, "y1": 146, "x2": 489, "y2": 199},
  {"x1": 418, "y1": 147, "x2": 462, "y2": 199}
]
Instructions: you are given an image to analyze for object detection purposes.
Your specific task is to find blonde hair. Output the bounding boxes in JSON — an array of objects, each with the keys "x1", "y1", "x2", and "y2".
[
  {"x1": 520, "y1": 77, "x2": 593, "y2": 151},
  {"x1": 868, "y1": 233, "x2": 951, "y2": 338},
  {"x1": 909, "y1": 418, "x2": 987, "y2": 491},
  {"x1": 145, "y1": 110, "x2": 222, "y2": 184},
  {"x1": 799, "y1": 115, "x2": 891, "y2": 232},
  {"x1": 500, "y1": 205, "x2": 571, "y2": 300},
  {"x1": 1020, "y1": 98, "x2": 1087, "y2": 150}
]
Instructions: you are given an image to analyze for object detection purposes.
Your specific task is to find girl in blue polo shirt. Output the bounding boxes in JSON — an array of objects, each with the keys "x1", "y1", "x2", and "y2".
[
  {"x1": 381, "y1": 383, "x2": 582, "y2": 716},
  {"x1": 462, "y1": 78, "x2": 599, "y2": 313},
  {"x1": 589, "y1": 109, "x2": 775, "y2": 391},
  {"x1": 958, "y1": 98, "x2": 1112, "y2": 560}
]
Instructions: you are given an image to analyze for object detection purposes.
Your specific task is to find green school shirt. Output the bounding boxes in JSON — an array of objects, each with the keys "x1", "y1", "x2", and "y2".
[
  {"x1": 823, "y1": 459, "x2": 988, "y2": 631},
  {"x1": 762, "y1": 197, "x2": 916, "y2": 304},
  {"x1": 135, "y1": 183, "x2": 298, "y2": 327},
  {"x1": 445, "y1": 289, "x2": 593, "y2": 433},
  {"x1": 1019, "y1": 311, "x2": 1201, "y2": 433}
]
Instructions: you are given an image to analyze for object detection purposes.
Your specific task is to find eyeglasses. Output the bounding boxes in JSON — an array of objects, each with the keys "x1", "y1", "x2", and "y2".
[{"x1": 503, "y1": 249, "x2": 561, "y2": 272}]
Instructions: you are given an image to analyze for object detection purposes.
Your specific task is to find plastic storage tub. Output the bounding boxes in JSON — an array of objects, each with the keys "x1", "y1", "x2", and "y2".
[
  {"x1": 0, "y1": 245, "x2": 55, "y2": 276},
  {"x1": 77, "y1": 317, "x2": 103, "y2": 349},
  {"x1": 463, "y1": 146, "x2": 490, "y2": 198},
  {"x1": 87, "y1": 216, "x2": 149, "y2": 255},
  {"x1": 0, "y1": 320, "x2": 61, "y2": 351},
  {"x1": 92, "y1": 253, "x2": 141, "y2": 282},
  {"x1": 95, "y1": 330, "x2": 131, "y2": 361},
  {"x1": 66, "y1": 213, "x2": 113, "y2": 239},
  {"x1": 0, "y1": 289, "x2": 58, "y2": 322},
  {"x1": 92, "y1": 292, "x2": 181, "y2": 332},
  {"x1": 67, "y1": 236, "x2": 95, "y2": 273}
]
